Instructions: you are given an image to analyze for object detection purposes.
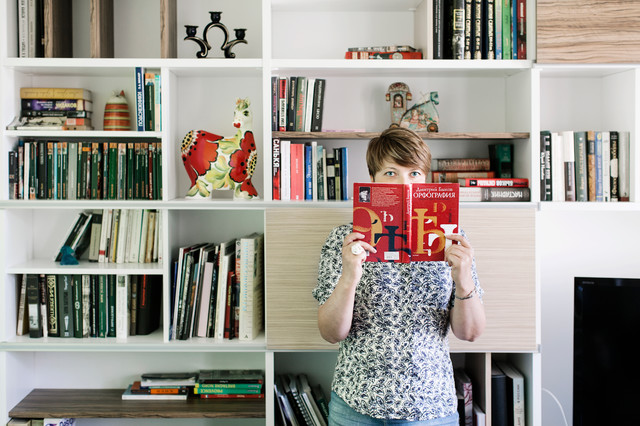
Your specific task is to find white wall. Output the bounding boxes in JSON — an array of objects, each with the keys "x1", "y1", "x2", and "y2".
[{"x1": 540, "y1": 208, "x2": 640, "y2": 426}]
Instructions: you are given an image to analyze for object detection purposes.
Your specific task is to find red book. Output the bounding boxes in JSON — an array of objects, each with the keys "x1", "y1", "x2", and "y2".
[
  {"x1": 272, "y1": 138, "x2": 281, "y2": 200},
  {"x1": 223, "y1": 271, "x2": 235, "y2": 339},
  {"x1": 353, "y1": 183, "x2": 459, "y2": 263},
  {"x1": 278, "y1": 78, "x2": 287, "y2": 131},
  {"x1": 517, "y1": 0, "x2": 526, "y2": 59},
  {"x1": 458, "y1": 178, "x2": 529, "y2": 187},
  {"x1": 289, "y1": 143, "x2": 304, "y2": 200}
]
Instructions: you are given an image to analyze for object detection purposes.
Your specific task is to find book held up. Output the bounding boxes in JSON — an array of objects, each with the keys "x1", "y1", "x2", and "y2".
[{"x1": 353, "y1": 183, "x2": 459, "y2": 263}]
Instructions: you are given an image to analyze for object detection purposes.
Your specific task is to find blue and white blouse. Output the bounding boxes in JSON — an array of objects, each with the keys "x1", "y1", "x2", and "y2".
[{"x1": 312, "y1": 224, "x2": 482, "y2": 421}]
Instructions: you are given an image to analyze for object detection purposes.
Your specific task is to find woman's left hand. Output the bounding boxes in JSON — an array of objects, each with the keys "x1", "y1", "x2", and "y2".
[{"x1": 444, "y1": 234, "x2": 475, "y2": 293}]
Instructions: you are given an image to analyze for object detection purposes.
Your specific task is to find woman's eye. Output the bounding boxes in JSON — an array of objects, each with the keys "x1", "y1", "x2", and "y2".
[{"x1": 410, "y1": 171, "x2": 422, "y2": 177}]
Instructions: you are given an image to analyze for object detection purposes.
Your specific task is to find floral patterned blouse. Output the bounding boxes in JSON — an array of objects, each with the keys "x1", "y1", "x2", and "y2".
[{"x1": 312, "y1": 224, "x2": 483, "y2": 421}]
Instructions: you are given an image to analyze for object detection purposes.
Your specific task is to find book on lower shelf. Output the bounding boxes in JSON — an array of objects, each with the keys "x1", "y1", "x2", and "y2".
[
  {"x1": 18, "y1": 274, "x2": 161, "y2": 340},
  {"x1": 275, "y1": 373, "x2": 328, "y2": 426},
  {"x1": 353, "y1": 182, "x2": 459, "y2": 262}
]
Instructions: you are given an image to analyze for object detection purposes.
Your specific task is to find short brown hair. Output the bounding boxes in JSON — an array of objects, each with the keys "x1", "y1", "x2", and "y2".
[{"x1": 366, "y1": 127, "x2": 432, "y2": 177}]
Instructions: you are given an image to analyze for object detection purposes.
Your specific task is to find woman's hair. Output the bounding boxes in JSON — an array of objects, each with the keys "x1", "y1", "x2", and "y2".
[{"x1": 366, "y1": 126, "x2": 432, "y2": 177}]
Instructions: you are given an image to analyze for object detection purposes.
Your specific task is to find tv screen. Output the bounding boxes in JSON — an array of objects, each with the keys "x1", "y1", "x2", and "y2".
[{"x1": 573, "y1": 276, "x2": 640, "y2": 425}]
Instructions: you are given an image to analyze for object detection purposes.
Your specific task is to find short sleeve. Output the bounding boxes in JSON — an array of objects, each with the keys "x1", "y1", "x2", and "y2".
[{"x1": 312, "y1": 224, "x2": 351, "y2": 305}]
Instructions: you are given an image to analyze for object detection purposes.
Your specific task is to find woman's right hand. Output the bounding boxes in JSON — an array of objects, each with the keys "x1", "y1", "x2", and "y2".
[{"x1": 341, "y1": 232, "x2": 376, "y2": 286}]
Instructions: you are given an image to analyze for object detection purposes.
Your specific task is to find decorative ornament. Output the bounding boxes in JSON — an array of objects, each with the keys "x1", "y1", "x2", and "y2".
[
  {"x1": 103, "y1": 90, "x2": 131, "y2": 131},
  {"x1": 59, "y1": 245, "x2": 79, "y2": 265},
  {"x1": 386, "y1": 82, "x2": 439, "y2": 132},
  {"x1": 181, "y1": 98, "x2": 258, "y2": 200},
  {"x1": 184, "y1": 11, "x2": 248, "y2": 58}
]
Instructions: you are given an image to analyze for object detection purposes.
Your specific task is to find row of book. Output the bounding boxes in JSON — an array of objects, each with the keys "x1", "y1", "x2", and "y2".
[
  {"x1": 8, "y1": 87, "x2": 93, "y2": 130},
  {"x1": 271, "y1": 76, "x2": 326, "y2": 132},
  {"x1": 122, "y1": 370, "x2": 264, "y2": 401},
  {"x1": 170, "y1": 234, "x2": 264, "y2": 341},
  {"x1": 56, "y1": 209, "x2": 161, "y2": 265},
  {"x1": 274, "y1": 374, "x2": 329, "y2": 426},
  {"x1": 540, "y1": 130, "x2": 631, "y2": 202},
  {"x1": 344, "y1": 45, "x2": 423, "y2": 60},
  {"x1": 272, "y1": 140, "x2": 349, "y2": 201},
  {"x1": 491, "y1": 360, "x2": 526, "y2": 426},
  {"x1": 7, "y1": 139, "x2": 163, "y2": 200},
  {"x1": 134, "y1": 67, "x2": 162, "y2": 132},
  {"x1": 416, "y1": 0, "x2": 526, "y2": 60},
  {"x1": 17, "y1": 274, "x2": 161, "y2": 339}
]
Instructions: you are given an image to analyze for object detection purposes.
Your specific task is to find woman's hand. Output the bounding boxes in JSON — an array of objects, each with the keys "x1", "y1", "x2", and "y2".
[
  {"x1": 444, "y1": 234, "x2": 475, "y2": 295},
  {"x1": 341, "y1": 232, "x2": 376, "y2": 286}
]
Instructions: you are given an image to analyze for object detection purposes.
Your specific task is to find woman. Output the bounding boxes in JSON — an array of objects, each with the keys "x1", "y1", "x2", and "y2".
[{"x1": 313, "y1": 127, "x2": 486, "y2": 425}]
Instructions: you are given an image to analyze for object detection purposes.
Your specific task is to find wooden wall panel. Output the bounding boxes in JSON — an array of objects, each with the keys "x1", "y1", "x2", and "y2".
[
  {"x1": 265, "y1": 207, "x2": 537, "y2": 352},
  {"x1": 537, "y1": 0, "x2": 640, "y2": 63}
]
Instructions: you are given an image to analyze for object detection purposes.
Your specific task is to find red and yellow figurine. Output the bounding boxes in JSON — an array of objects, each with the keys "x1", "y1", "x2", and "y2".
[{"x1": 103, "y1": 90, "x2": 131, "y2": 131}]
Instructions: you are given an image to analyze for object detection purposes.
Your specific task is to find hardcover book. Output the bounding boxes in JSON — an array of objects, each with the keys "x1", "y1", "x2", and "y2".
[{"x1": 353, "y1": 183, "x2": 459, "y2": 263}]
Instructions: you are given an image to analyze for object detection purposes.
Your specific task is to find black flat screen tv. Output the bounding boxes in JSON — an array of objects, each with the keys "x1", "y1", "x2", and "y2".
[{"x1": 573, "y1": 276, "x2": 640, "y2": 425}]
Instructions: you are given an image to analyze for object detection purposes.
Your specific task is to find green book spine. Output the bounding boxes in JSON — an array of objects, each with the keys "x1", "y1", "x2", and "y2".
[
  {"x1": 148, "y1": 142, "x2": 155, "y2": 200},
  {"x1": 157, "y1": 143, "x2": 162, "y2": 199},
  {"x1": 91, "y1": 142, "x2": 101, "y2": 199},
  {"x1": 489, "y1": 143, "x2": 514, "y2": 178},
  {"x1": 294, "y1": 76, "x2": 307, "y2": 132},
  {"x1": 117, "y1": 142, "x2": 126, "y2": 200},
  {"x1": 144, "y1": 75, "x2": 155, "y2": 131},
  {"x1": 143, "y1": 143, "x2": 149, "y2": 199},
  {"x1": 60, "y1": 142, "x2": 67, "y2": 200},
  {"x1": 72, "y1": 275, "x2": 83, "y2": 338},
  {"x1": 108, "y1": 142, "x2": 118, "y2": 200},
  {"x1": 107, "y1": 275, "x2": 116, "y2": 337},
  {"x1": 47, "y1": 141, "x2": 54, "y2": 199},
  {"x1": 46, "y1": 274, "x2": 59, "y2": 337},
  {"x1": 573, "y1": 131, "x2": 588, "y2": 202},
  {"x1": 102, "y1": 141, "x2": 109, "y2": 201},
  {"x1": 98, "y1": 275, "x2": 107, "y2": 337},
  {"x1": 58, "y1": 275, "x2": 74, "y2": 338},
  {"x1": 502, "y1": 0, "x2": 511, "y2": 59}
]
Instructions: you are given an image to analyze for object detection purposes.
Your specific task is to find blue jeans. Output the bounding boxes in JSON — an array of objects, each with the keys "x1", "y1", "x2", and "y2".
[{"x1": 328, "y1": 392, "x2": 460, "y2": 426}]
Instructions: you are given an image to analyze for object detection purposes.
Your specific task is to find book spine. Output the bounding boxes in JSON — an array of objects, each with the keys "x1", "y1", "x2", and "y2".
[
  {"x1": 459, "y1": 178, "x2": 528, "y2": 187},
  {"x1": 562, "y1": 131, "x2": 576, "y2": 202},
  {"x1": 618, "y1": 131, "x2": 630, "y2": 201},
  {"x1": 502, "y1": 0, "x2": 511, "y2": 59},
  {"x1": 134, "y1": 67, "x2": 145, "y2": 131},
  {"x1": 437, "y1": 158, "x2": 491, "y2": 171},
  {"x1": 154, "y1": 73, "x2": 162, "y2": 131},
  {"x1": 433, "y1": 0, "x2": 443, "y2": 59},
  {"x1": 20, "y1": 87, "x2": 92, "y2": 100},
  {"x1": 45, "y1": 275, "x2": 59, "y2": 336},
  {"x1": 72, "y1": 275, "x2": 82, "y2": 338},
  {"x1": 290, "y1": 143, "x2": 304, "y2": 200},
  {"x1": 294, "y1": 77, "x2": 307, "y2": 132},
  {"x1": 602, "y1": 131, "x2": 611, "y2": 202},
  {"x1": 107, "y1": 275, "x2": 116, "y2": 337},
  {"x1": 27, "y1": 274, "x2": 43, "y2": 337},
  {"x1": 512, "y1": 0, "x2": 518, "y2": 58},
  {"x1": 144, "y1": 73, "x2": 155, "y2": 131},
  {"x1": 81, "y1": 275, "x2": 91, "y2": 337},
  {"x1": 594, "y1": 131, "x2": 603, "y2": 201},
  {"x1": 485, "y1": 0, "x2": 495, "y2": 59},
  {"x1": 271, "y1": 76, "x2": 278, "y2": 131},
  {"x1": 517, "y1": 0, "x2": 526, "y2": 59},
  {"x1": 278, "y1": 77, "x2": 287, "y2": 132},
  {"x1": 609, "y1": 131, "x2": 619, "y2": 202},
  {"x1": 116, "y1": 275, "x2": 129, "y2": 339},
  {"x1": 472, "y1": 0, "x2": 482, "y2": 59},
  {"x1": 573, "y1": 131, "x2": 588, "y2": 202},
  {"x1": 452, "y1": 0, "x2": 465, "y2": 59},
  {"x1": 464, "y1": 0, "x2": 472, "y2": 59},
  {"x1": 272, "y1": 138, "x2": 281, "y2": 200},
  {"x1": 304, "y1": 144, "x2": 313, "y2": 200},
  {"x1": 339, "y1": 147, "x2": 348, "y2": 201},
  {"x1": 311, "y1": 79, "x2": 325, "y2": 132},
  {"x1": 287, "y1": 77, "x2": 297, "y2": 131}
]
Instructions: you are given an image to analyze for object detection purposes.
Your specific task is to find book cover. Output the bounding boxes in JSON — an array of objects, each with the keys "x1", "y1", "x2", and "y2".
[
  {"x1": 491, "y1": 362, "x2": 508, "y2": 426},
  {"x1": 489, "y1": 143, "x2": 513, "y2": 178},
  {"x1": 137, "y1": 275, "x2": 161, "y2": 335},
  {"x1": 455, "y1": 369, "x2": 473, "y2": 426},
  {"x1": 239, "y1": 233, "x2": 264, "y2": 341},
  {"x1": 290, "y1": 143, "x2": 304, "y2": 200},
  {"x1": 353, "y1": 183, "x2": 459, "y2": 263}
]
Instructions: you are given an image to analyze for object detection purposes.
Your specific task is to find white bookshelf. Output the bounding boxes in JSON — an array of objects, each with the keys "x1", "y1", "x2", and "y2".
[{"x1": 7, "y1": 0, "x2": 640, "y2": 425}]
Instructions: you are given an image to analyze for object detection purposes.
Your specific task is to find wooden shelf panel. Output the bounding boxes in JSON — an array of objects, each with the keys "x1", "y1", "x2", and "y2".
[
  {"x1": 9, "y1": 389, "x2": 265, "y2": 419},
  {"x1": 271, "y1": 131, "x2": 530, "y2": 140}
]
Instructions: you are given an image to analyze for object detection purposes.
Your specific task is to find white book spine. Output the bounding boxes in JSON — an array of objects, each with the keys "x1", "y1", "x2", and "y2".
[
  {"x1": 601, "y1": 131, "x2": 611, "y2": 201},
  {"x1": 98, "y1": 209, "x2": 112, "y2": 263},
  {"x1": 311, "y1": 141, "x2": 318, "y2": 201},
  {"x1": 551, "y1": 132, "x2": 565, "y2": 201},
  {"x1": 304, "y1": 78, "x2": 315, "y2": 132},
  {"x1": 18, "y1": 0, "x2": 28, "y2": 57},
  {"x1": 138, "y1": 210, "x2": 149, "y2": 263},
  {"x1": 115, "y1": 275, "x2": 129, "y2": 340},
  {"x1": 82, "y1": 275, "x2": 91, "y2": 337},
  {"x1": 115, "y1": 209, "x2": 129, "y2": 264},
  {"x1": 128, "y1": 209, "x2": 142, "y2": 263}
]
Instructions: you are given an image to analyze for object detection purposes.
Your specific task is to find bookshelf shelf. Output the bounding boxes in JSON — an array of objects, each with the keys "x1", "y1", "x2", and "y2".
[
  {"x1": 8, "y1": 389, "x2": 265, "y2": 419},
  {"x1": 6, "y1": 260, "x2": 164, "y2": 275},
  {"x1": 271, "y1": 131, "x2": 530, "y2": 140}
]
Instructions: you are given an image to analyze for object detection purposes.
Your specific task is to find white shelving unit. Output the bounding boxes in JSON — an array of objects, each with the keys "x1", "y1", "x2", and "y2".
[{"x1": 4, "y1": 0, "x2": 638, "y2": 424}]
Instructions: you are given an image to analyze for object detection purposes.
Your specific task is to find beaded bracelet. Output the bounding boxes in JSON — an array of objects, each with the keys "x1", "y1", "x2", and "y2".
[{"x1": 454, "y1": 288, "x2": 476, "y2": 300}]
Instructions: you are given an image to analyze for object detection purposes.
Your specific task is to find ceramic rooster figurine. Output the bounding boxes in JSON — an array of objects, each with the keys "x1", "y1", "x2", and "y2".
[{"x1": 181, "y1": 98, "x2": 258, "y2": 199}]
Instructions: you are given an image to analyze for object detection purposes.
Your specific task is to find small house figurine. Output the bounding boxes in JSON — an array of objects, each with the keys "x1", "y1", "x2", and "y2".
[{"x1": 386, "y1": 82, "x2": 412, "y2": 126}]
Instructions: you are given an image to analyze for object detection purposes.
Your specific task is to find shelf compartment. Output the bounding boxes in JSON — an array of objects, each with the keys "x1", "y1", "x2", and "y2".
[
  {"x1": 9, "y1": 388, "x2": 265, "y2": 419},
  {"x1": 271, "y1": 131, "x2": 530, "y2": 140}
]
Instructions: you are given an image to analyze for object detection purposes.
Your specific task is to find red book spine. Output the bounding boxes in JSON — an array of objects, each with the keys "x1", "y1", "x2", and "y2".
[
  {"x1": 289, "y1": 143, "x2": 304, "y2": 200},
  {"x1": 199, "y1": 393, "x2": 265, "y2": 399},
  {"x1": 272, "y1": 138, "x2": 281, "y2": 200},
  {"x1": 459, "y1": 178, "x2": 529, "y2": 187},
  {"x1": 517, "y1": 0, "x2": 526, "y2": 59}
]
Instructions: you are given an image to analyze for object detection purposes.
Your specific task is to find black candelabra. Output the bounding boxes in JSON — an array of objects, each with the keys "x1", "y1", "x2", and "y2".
[{"x1": 184, "y1": 11, "x2": 247, "y2": 58}]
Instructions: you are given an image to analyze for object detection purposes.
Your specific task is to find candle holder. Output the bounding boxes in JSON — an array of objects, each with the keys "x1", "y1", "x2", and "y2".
[{"x1": 184, "y1": 11, "x2": 248, "y2": 58}]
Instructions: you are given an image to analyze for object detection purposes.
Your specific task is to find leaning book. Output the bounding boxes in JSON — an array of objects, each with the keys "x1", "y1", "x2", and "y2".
[{"x1": 353, "y1": 182, "x2": 459, "y2": 263}]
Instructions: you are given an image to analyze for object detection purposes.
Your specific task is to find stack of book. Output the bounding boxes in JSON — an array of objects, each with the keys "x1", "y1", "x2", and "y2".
[
  {"x1": 491, "y1": 361, "x2": 525, "y2": 426},
  {"x1": 55, "y1": 209, "x2": 161, "y2": 264},
  {"x1": 122, "y1": 372, "x2": 196, "y2": 400},
  {"x1": 7, "y1": 139, "x2": 162, "y2": 201},
  {"x1": 17, "y1": 274, "x2": 161, "y2": 339},
  {"x1": 170, "y1": 233, "x2": 264, "y2": 341},
  {"x1": 134, "y1": 67, "x2": 162, "y2": 132},
  {"x1": 195, "y1": 369, "x2": 264, "y2": 400},
  {"x1": 272, "y1": 139, "x2": 348, "y2": 201},
  {"x1": 540, "y1": 130, "x2": 631, "y2": 202},
  {"x1": 274, "y1": 374, "x2": 329, "y2": 426},
  {"x1": 271, "y1": 76, "x2": 326, "y2": 132},
  {"x1": 8, "y1": 87, "x2": 93, "y2": 130},
  {"x1": 433, "y1": 143, "x2": 531, "y2": 202},
  {"x1": 344, "y1": 45, "x2": 423, "y2": 59}
]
